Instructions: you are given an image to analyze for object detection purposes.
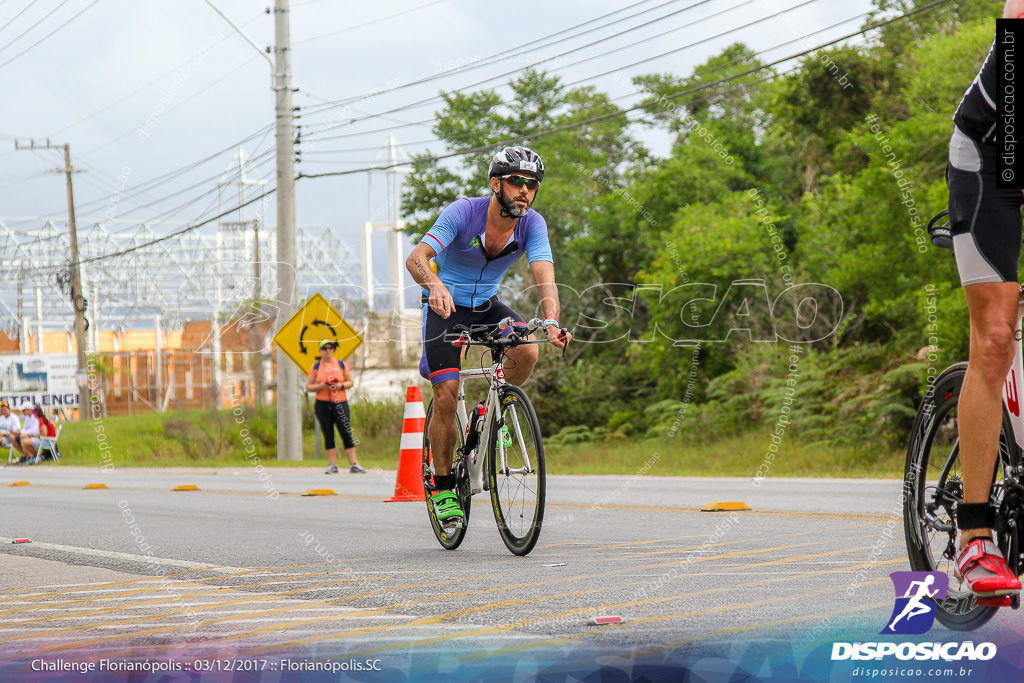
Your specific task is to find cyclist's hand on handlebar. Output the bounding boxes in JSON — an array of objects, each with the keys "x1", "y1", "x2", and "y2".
[
  {"x1": 428, "y1": 283, "x2": 456, "y2": 319},
  {"x1": 546, "y1": 324, "x2": 571, "y2": 349}
]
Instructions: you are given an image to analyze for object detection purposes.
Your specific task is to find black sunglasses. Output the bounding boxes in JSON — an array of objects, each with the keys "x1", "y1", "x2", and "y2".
[{"x1": 501, "y1": 174, "x2": 539, "y2": 190}]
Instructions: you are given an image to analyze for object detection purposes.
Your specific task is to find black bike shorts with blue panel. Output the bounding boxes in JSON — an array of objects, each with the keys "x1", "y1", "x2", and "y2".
[{"x1": 418, "y1": 295, "x2": 526, "y2": 385}]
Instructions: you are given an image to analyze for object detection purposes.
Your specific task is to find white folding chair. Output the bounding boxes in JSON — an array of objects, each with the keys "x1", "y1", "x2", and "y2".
[{"x1": 36, "y1": 424, "x2": 62, "y2": 463}]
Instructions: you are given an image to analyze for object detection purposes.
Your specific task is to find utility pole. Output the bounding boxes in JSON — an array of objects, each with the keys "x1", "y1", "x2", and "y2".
[
  {"x1": 203, "y1": 0, "x2": 299, "y2": 456},
  {"x1": 273, "y1": 0, "x2": 301, "y2": 460},
  {"x1": 252, "y1": 218, "x2": 264, "y2": 409},
  {"x1": 15, "y1": 139, "x2": 90, "y2": 415}
]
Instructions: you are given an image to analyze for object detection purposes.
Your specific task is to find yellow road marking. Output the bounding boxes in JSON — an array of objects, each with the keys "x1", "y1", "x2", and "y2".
[
  {"x1": 11, "y1": 525, "x2": 908, "y2": 659},
  {"x1": 428, "y1": 585, "x2": 895, "y2": 672},
  {"x1": 102, "y1": 541, "x2": 904, "y2": 658},
  {"x1": 335, "y1": 568, "x2": 900, "y2": 659},
  {"x1": 11, "y1": 482, "x2": 903, "y2": 520},
  {"x1": 0, "y1": 562, "x2": 332, "y2": 602},
  {"x1": 3, "y1": 574, "x2": 383, "y2": 644},
  {"x1": 0, "y1": 563, "x2": 419, "y2": 631},
  {"x1": 21, "y1": 569, "x2": 510, "y2": 654}
]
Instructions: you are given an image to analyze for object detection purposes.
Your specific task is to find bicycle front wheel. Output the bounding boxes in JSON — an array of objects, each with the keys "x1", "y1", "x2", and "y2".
[
  {"x1": 487, "y1": 385, "x2": 546, "y2": 556},
  {"x1": 423, "y1": 399, "x2": 471, "y2": 550},
  {"x1": 904, "y1": 363, "x2": 1014, "y2": 630}
]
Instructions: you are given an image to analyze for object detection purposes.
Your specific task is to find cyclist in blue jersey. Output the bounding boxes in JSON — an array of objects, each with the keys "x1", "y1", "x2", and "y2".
[
  {"x1": 405, "y1": 146, "x2": 571, "y2": 523},
  {"x1": 946, "y1": 0, "x2": 1024, "y2": 599}
]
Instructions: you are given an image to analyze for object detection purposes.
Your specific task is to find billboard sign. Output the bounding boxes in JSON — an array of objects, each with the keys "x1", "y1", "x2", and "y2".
[{"x1": 0, "y1": 354, "x2": 80, "y2": 408}]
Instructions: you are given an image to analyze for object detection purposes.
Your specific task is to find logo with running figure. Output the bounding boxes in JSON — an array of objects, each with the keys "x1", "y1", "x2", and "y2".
[{"x1": 881, "y1": 571, "x2": 949, "y2": 635}]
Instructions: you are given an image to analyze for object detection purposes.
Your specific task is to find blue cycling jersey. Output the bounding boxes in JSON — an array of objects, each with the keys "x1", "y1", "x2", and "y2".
[{"x1": 420, "y1": 196, "x2": 553, "y2": 308}]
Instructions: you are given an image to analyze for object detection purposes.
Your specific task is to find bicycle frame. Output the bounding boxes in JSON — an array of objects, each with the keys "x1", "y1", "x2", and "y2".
[
  {"x1": 455, "y1": 348, "x2": 538, "y2": 495},
  {"x1": 1003, "y1": 290, "x2": 1024, "y2": 452}
]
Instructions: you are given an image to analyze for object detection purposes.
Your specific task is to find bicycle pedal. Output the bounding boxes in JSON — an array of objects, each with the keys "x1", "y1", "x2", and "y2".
[
  {"x1": 977, "y1": 596, "x2": 1013, "y2": 607},
  {"x1": 441, "y1": 517, "x2": 463, "y2": 534}
]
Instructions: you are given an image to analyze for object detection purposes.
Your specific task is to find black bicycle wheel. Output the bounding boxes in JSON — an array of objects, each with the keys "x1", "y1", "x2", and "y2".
[
  {"x1": 487, "y1": 385, "x2": 546, "y2": 556},
  {"x1": 904, "y1": 362, "x2": 1017, "y2": 630},
  {"x1": 423, "y1": 399, "x2": 471, "y2": 550}
]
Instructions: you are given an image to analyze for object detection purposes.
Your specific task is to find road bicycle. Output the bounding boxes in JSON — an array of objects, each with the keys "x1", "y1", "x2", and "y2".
[
  {"x1": 903, "y1": 210, "x2": 1024, "y2": 629},
  {"x1": 422, "y1": 317, "x2": 565, "y2": 556}
]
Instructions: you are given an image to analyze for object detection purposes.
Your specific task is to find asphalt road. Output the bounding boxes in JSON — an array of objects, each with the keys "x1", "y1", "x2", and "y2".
[{"x1": 0, "y1": 464, "x2": 999, "y2": 678}]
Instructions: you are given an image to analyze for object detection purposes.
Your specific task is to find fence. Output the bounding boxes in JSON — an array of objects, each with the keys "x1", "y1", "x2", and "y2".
[{"x1": 90, "y1": 350, "x2": 274, "y2": 416}]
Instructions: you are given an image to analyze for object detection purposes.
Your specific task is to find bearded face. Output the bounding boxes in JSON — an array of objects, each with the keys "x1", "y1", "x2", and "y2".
[{"x1": 494, "y1": 176, "x2": 537, "y2": 218}]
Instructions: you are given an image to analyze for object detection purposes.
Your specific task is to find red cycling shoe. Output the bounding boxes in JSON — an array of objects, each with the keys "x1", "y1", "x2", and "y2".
[{"x1": 956, "y1": 537, "x2": 1022, "y2": 597}]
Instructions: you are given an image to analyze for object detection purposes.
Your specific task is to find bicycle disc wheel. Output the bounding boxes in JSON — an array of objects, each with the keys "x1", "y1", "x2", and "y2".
[
  {"x1": 423, "y1": 399, "x2": 471, "y2": 550},
  {"x1": 904, "y1": 363, "x2": 1016, "y2": 630},
  {"x1": 487, "y1": 385, "x2": 546, "y2": 556}
]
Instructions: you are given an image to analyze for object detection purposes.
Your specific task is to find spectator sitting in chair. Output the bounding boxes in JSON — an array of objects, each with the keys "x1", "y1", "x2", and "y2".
[
  {"x1": 0, "y1": 400, "x2": 23, "y2": 461},
  {"x1": 32, "y1": 406, "x2": 56, "y2": 463},
  {"x1": 17, "y1": 405, "x2": 40, "y2": 464}
]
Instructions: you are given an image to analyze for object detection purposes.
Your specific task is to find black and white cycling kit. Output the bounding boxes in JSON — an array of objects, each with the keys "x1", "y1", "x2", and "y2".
[{"x1": 948, "y1": 39, "x2": 1024, "y2": 285}]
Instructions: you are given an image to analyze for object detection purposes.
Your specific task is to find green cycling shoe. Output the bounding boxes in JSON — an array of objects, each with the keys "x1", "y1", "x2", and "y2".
[{"x1": 431, "y1": 490, "x2": 464, "y2": 522}]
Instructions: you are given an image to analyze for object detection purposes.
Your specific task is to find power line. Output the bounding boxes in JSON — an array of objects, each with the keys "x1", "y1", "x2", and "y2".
[
  {"x1": 558, "y1": 0, "x2": 830, "y2": 90},
  {"x1": 77, "y1": 187, "x2": 277, "y2": 265},
  {"x1": 300, "y1": 0, "x2": 679, "y2": 114},
  {"x1": 296, "y1": 0, "x2": 831, "y2": 148},
  {"x1": 300, "y1": 0, "x2": 821, "y2": 135},
  {"x1": 304, "y1": 7, "x2": 869, "y2": 156},
  {"x1": 0, "y1": 0, "x2": 44, "y2": 34},
  {"x1": 298, "y1": 0, "x2": 953, "y2": 182},
  {"x1": 293, "y1": 0, "x2": 447, "y2": 45},
  {"x1": 0, "y1": 0, "x2": 101, "y2": 69},
  {"x1": 108, "y1": 149, "x2": 275, "y2": 222},
  {"x1": 74, "y1": 0, "x2": 950, "y2": 267},
  {"x1": 40, "y1": 123, "x2": 273, "y2": 217},
  {"x1": 98, "y1": 4, "x2": 865, "y2": 227},
  {"x1": 301, "y1": 0, "x2": 723, "y2": 121},
  {"x1": 47, "y1": 56, "x2": 277, "y2": 215},
  {"x1": 59, "y1": 63, "x2": 789, "y2": 260},
  {"x1": 44, "y1": 10, "x2": 265, "y2": 138}
]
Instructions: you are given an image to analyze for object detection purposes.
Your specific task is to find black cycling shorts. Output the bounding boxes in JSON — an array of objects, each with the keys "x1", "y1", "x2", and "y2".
[
  {"x1": 418, "y1": 296, "x2": 526, "y2": 384},
  {"x1": 948, "y1": 126, "x2": 1024, "y2": 284}
]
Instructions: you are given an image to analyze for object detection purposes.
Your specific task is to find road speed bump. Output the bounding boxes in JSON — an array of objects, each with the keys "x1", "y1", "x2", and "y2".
[
  {"x1": 302, "y1": 488, "x2": 337, "y2": 496},
  {"x1": 84, "y1": 483, "x2": 109, "y2": 489},
  {"x1": 700, "y1": 501, "x2": 751, "y2": 512},
  {"x1": 8, "y1": 481, "x2": 29, "y2": 487},
  {"x1": 173, "y1": 484, "x2": 200, "y2": 491}
]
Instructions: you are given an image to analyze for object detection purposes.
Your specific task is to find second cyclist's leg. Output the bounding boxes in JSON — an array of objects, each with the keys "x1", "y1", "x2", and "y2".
[
  {"x1": 960, "y1": 281, "x2": 1018, "y2": 532},
  {"x1": 956, "y1": 282, "x2": 1021, "y2": 595},
  {"x1": 948, "y1": 128, "x2": 1024, "y2": 596}
]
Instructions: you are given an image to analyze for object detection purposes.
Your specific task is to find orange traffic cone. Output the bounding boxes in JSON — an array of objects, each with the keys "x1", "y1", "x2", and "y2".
[{"x1": 386, "y1": 385, "x2": 427, "y2": 502}]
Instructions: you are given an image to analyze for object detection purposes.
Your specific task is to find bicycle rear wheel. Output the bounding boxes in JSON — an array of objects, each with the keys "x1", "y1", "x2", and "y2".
[
  {"x1": 904, "y1": 363, "x2": 1015, "y2": 630},
  {"x1": 423, "y1": 399, "x2": 472, "y2": 550},
  {"x1": 487, "y1": 385, "x2": 546, "y2": 556}
]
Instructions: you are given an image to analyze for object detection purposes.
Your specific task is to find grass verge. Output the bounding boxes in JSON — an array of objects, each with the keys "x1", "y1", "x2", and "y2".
[
  {"x1": 57, "y1": 403, "x2": 903, "y2": 477},
  {"x1": 547, "y1": 431, "x2": 904, "y2": 478}
]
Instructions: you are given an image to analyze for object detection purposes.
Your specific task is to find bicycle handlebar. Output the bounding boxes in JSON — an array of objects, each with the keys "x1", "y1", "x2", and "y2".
[{"x1": 451, "y1": 317, "x2": 569, "y2": 355}]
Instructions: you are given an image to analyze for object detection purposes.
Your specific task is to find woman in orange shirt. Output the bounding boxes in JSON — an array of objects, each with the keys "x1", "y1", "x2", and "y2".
[{"x1": 306, "y1": 339, "x2": 366, "y2": 474}]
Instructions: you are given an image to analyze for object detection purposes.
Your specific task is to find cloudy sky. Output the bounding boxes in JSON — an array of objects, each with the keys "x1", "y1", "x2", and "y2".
[{"x1": 1, "y1": 0, "x2": 877, "y2": 291}]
